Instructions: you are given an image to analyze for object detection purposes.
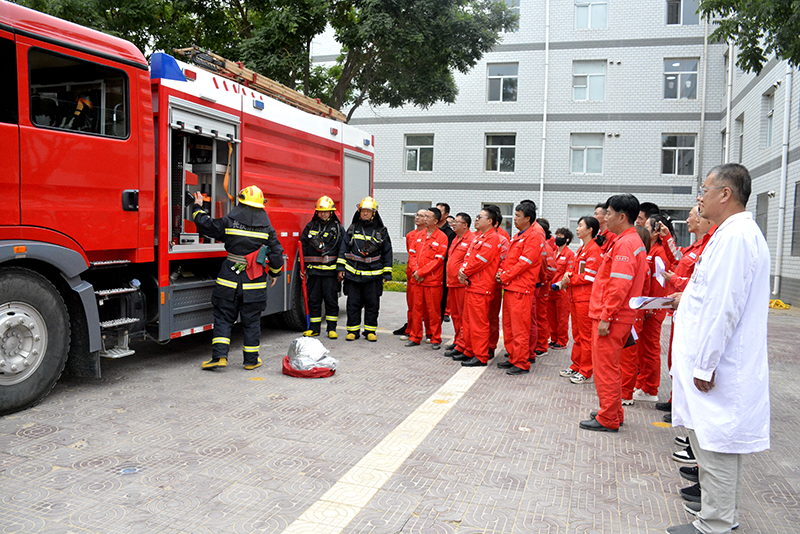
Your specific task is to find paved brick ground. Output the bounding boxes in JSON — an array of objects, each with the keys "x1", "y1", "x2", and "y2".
[{"x1": 1, "y1": 291, "x2": 798, "y2": 533}]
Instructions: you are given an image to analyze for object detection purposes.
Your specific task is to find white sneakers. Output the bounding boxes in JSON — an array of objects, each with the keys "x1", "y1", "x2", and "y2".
[
  {"x1": 632, "y1": 388, "x2": 659, "y2": 402},
  {"x1": 622, "y1": 398, "x2": 634, "y2": 406},
  {"x1": 559, "y1": 368, "x2": 577, "y2": 378},
  {"x1": 570, "y1": 373, "x2": 592, "y2": 384}
]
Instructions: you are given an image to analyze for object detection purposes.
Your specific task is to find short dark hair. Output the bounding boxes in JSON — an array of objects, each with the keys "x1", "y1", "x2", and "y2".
[
  {"x1": 537, "y1": 218, "x2": 551, "y2": 240},
  {"x1": 636, "y1": 226, "x2": 652, "y2": 253},
  {"x1": 455, "y1": 212, "x2": 471, "y2": 227},
  {"x1": 556, "y1": 227, "x2": 573, "y2": 244},
  {"x1": 515, "y1": 202, "x2": 536, "y2": 221},
  {"x1": 708, "y1": 163, "x2": 751, "y2": 206},
  {"x1": 607, "y1": 194, "x2": 640, "y2": 225},
  {"x1": 639, "y1": 202, "x2": 660, "y2": 218},
  {"x1": 428, "y1": 207, "x2": 442, "y2": 222},
  {"x1": 595, "y1": 202, "x2": 608, "y2": 211},
  {"x1": 436, "y1": 202, "x2": 451, "y2": 215},
  {"x1": 578, "y1": 216, "x2": 600, "y2": 238},
  {"x1": 647, "y1": 213, "x2": 675, "y2": 243},
  {"x1": 482, "y1": 204, "x2": 501, "y2": 226}
]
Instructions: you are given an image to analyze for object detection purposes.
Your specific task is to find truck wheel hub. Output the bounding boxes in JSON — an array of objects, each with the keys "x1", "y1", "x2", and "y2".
[{"x1": 0, "y1": 302, "x2": 48, "y2": 383}]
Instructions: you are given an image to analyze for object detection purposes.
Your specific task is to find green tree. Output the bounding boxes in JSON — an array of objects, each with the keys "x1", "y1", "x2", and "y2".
[{"x1": 700, "y1": 0, "x2": 800, "y2": 75}]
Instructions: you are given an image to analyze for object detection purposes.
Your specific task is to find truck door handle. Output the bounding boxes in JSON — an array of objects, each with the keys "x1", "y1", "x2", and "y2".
[{"x1": 122, "y1": 190, "x2": 139, "y2": 211}]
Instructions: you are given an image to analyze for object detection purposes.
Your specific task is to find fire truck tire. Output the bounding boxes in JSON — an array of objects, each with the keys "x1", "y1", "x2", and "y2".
[
  {"x1": 281, "y1": 277, "x2": 306, "y2": 331},
  {"x1": 0, "y1": 267, "x2": 70, "y2": 415}
]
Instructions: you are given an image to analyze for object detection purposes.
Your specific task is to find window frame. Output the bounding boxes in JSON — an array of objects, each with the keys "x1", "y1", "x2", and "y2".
[
  {"x1": 661, "y1": 134, "x2": 696, "y2": 176},
  {"x1": 573, "y1": 60, "x2": 606, "y2": 101},
  {"x1": 487, "y1": 63, "x2": 519, "y2": 103},
  {"x1": 763, "y1": 93, "x2": 775, "y2": 148},
  {"x1": 485, "y1": 134, "x2": 517, "y2": 173},
  {"x1": 405, "y1": 134, "x2": 434, "y2": 172},
  {"x1": 575, "y1": 0, "x2": 608, "y2": 29},
  {"x1": 27, "y1": 47, "x2": 130, "y2": 140},
  {"x1": 664, "y1": 58, "x2": 699, "y2": 100},
  {"x1": 570, "y1": 133, "x2": 605, "y2": 174},
  {"x1": 755, "y1": 192, "x2": 769, "y2": 237},
  {"x1": 666, "y1": 0, "x2": 699, "y2": 25},
  {"x1": 482, "y1": 202, "x2": 514, "y2": 237},
  {"x1": 402, "y1": 201, "x2": 432, "y2": 238}
]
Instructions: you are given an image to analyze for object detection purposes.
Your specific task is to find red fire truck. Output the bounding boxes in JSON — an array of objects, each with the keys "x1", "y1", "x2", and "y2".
[{"x1": 0, "y1": 1, "x2": 375, "y2": 414}]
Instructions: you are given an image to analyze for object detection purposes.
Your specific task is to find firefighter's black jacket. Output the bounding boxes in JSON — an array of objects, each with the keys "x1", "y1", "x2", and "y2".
[
  {"x1": 301, "y1": 213, "x2": 344, "y2": 277},
  {"x1": 192, "y1": 203, "x2": 284, "y2": 303},
  {"x1": 337, "y1": 210, "x2": 393, "y2": 282}
]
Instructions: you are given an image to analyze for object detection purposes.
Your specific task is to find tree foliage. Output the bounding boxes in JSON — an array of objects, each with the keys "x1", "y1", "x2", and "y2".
[
  {"x1": 700, "y1": 0, "x2": 800, "y2": 75},
  {"x1": 16, "y1": 0, "x2": 516, "y2": 119}
]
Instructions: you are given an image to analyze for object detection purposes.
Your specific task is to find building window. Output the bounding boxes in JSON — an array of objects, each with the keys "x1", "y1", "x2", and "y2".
[
  {"x1": 483, "y1": 202, "x2": 514, "y2": 237},
  {"x1": 486, "y1": 134, "x2": 516, "y2": 172},
  {"x1": 791, "y1": 183, "x2": 800, "y2": 256},
  {"x1": 573, "y1": 61, "x2": 606, "y2": 101},
  {"x1": 571, "y1": 133, "x2": 604, "y2": 174},
  {"x1": 662, "y1": 135, "x2": 696, "y2": 175},
  {"x1": 664, "y1": 59, "x2": 698, "y2": 100},
  {"x1": 756, "y1": 193, "x2": 769, "y2": 237},
  {"x1": 666, "y1": 0, "x2": 699, "y2": 25},
  {"x1": 736, "y1": 115, "x2": 744, "y2": 163},
  {"x1": 763, "y1": 93, "x2": 775, "y2": 148},
  {"x1": 29, "y1": 48, "x2": 129, "y2": 138},
  {"x1": 405, "y1": 135, "x2": 434, "y2": 172},
  {"x1": 402, "y1": 201, "x2": 431, "y2": 237},
  {"x1": 568, "y1": 205, "x2": 596, "y2": 236},
  {"x1": 576, "y1": 1, "x2": 607, "y2": 29},
  {"x1": 488, "y1": 64, "x2": 518, "y2": 102}
]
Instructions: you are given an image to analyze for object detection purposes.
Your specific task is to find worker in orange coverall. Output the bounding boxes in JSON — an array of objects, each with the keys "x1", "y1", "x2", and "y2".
[
  {"x1": 535, "y1": 218, "x2": 557, "y2": 354},
  {"x1": 488, "y1": 210, "x2": 510, "y2": 359},
  {"x1": 495, "y1": 202, "x2": 542, "y2": 375},
  {"x1": 406, "y1": 207, "x2": 448, "y2": 349},
  {"x1": 454, "y1": 206, "x2": 502, "y2": 367},
  {"x1": 443, "y1": 213, "x2": 475, "y2": 357},
  {"x1": 594, "y1": 203, "x2": 617, "y2": 258},
  {"x1": 581, "y1": 194, "x2": 647, "y2": 432},
  {"x1": 399, "y1": 209, "x2": 427, "y2": 338},
  {"x1": 548, "y1": 227, "x2": 575, "y2": 348}
]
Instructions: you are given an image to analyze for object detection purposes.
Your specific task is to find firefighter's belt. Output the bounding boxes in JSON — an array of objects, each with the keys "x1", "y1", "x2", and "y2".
[
  {"x1": 345, "y1": 252, "x2": 381, "y2": 263},
  {"x1": 227, "y1": 253, "x2": 247, "y2": 263},
  {"x1": 303, "y1": 255, "x2": 337, "y2": 264}
]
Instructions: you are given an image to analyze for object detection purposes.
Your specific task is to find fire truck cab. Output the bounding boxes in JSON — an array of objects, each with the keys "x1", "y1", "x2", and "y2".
[{"x1": 0, "y1": 1, "x2": 374, "y2": 415}]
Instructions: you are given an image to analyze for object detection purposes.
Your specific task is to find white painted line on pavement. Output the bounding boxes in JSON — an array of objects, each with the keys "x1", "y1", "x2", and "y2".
[{"x1": 279, "y1": 365, "x2": 487, "y2": 534}]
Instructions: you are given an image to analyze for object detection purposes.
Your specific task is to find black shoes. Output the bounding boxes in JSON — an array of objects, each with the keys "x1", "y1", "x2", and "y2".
[
  {"x1": 656, "y1": 401, "x2": 672, "y2": 412},
  {"x1": 461, "y1": 356, "x2": 487, "y2": 367},
  {"x1": 663, "y1": 413, "x2": 673, "y2": 423},
  {"x1": 506, "y1": 365, "x2": 529, "y2": 375},
  {"x1": 680, "y1": 482, "x2": 701, "y2": 502},
  {"x1": 444, "y1": 343, "x2": 456, "y2": 351},
  {"x1": 496, "y1": 360, "x2": 514, "y2": 369},
  {"x1": 488, "y1": 348, "x2": 495, "y2": 360},
  {"x1": 443, "y1": 315, "x2": 451, "y2": 322},
  {"x1": 432, "y1": 343, "x2": 441, "y2": 350},
  {"x1": 444, "y1": 348, "x2": 463, "y2": 357},
  {"x1": 534, "y1": 349, "x2": 547, "y2": 356},
  {"x1": 528, "y1": 357, "x2": 536, "y2": 364},
  {"x1": 579, "y1": 418, "x2": 618, "y2": 432},
  {"x1": 393, "y1": 324, "x2": 408, "y2": 336},
  {"x1": 589, "y1": 411, "x2": 623, "y2": 426},
  {"x1": 680, "y1": 465, "x2": 699, "y2": 483},
  {"x1": 452, "y1": 353, "x2": 470, "y2": 361},
  {"x1": 404, "y1": 340, "x2": 420, "y2": 347},
  {"x1": 549, "y1": 342, "x2": 565, "y2": 349}
]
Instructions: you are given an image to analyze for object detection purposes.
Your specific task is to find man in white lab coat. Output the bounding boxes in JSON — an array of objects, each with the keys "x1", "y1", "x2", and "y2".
[{"x1": 667, "y1": 163, "x2": 771, "y2": 534}]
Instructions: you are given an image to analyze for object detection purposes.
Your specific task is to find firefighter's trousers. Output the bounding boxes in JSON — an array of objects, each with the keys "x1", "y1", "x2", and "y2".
[
  {"x1": 502, "y1": 291, "x2": 533, "y2": 370},
  {"x1": 409, "y1": 285, "x2": 443, "y2": 344},
  {"x1": 548, "y1": 289, "x2": 571, "y2": 346},
  {"x1": 568, "y1": 298, "x2": 593, "y2": 378},
  {"x1": 591, "y1": 318, "x2": 631, "y2": 429},
  {"x1": 212, "y1": 287, "x2": 266, "y2": 365},
  {"x1": 307, "y1": 274, "x2": 339, "y2": 334},
  {"x1": 461, "y1": 292, "x2": 492, "y2": 363},
  {"x1": 345, "y1": 279, "x2": 382, "y2": 335}
]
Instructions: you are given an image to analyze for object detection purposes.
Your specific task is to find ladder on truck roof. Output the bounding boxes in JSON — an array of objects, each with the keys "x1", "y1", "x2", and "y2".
[{"x1": 173, "y1": 46, "x2": 347, "y2": 123}]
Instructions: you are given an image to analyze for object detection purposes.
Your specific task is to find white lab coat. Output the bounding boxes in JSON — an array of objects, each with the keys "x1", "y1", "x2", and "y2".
[{"x1": 672, "y1": 211, "x2": 771, "y2": 454}]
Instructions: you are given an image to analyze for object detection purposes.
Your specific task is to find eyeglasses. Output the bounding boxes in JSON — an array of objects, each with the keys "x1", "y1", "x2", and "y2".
[
  {"x1": 699, "y1": 185, "x2": 726, "y2": 197},
  {"x1": 475, "y1": 215, "x2": 484, "y2": 220}
]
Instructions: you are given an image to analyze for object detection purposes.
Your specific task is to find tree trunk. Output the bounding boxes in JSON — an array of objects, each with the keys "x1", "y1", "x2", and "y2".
[{"x1": 328, "y1": 47, "x2": 368, "y2": 110}]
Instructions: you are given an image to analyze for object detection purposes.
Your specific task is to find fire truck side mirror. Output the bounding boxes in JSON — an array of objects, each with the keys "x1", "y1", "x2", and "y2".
[{"x1": 122, "y1": 189, "x2": 139, "y2": 211}]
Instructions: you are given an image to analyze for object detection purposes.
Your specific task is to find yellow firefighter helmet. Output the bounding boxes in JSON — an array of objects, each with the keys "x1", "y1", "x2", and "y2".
[
  {"x1": 238, "y1": 185, "x2": 266, "y2": 208},
  {"x1": 315, "y1": 196, "x2": 336, "y2": 212},
  {"x1": 357, "y1": 196, "x2": 378, "y2": 211}
]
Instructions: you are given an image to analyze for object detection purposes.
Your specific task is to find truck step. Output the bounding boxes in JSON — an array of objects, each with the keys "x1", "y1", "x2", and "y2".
[
  {"x1": 95, "y1": 287, "x2": 138, "y2": 297},
  {"x1": 99, "y1": 347, "x2": 136, "y2": 359},
  {"x1": 90, "y1": 260, "x2": 131, "y2": 268},
  {"x1": 99, "y1": 317, "x2": 139, "y2": 329}
]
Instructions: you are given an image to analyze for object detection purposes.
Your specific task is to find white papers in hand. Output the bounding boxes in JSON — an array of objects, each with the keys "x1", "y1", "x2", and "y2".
[
  {"x1": 654, "y1": 255, "x2": 666, "y2": 287},
  {"x1": 628, "y1": 296, "x2": 675, "y2": 310}
]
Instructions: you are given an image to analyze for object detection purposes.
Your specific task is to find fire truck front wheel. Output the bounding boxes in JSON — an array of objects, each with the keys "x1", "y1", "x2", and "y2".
[{"x1": 0, "y1": 267, "x2": 70, "y2": 415}]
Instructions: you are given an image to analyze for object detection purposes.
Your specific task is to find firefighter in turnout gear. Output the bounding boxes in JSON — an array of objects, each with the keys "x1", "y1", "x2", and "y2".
[
  {"x1": 337, "y1": 197, "x2": 393, "y2": 341},
  {"x1": 301, "y1": 196, "x2": 345, "y2": 339},
  {"x1": 191, "y1": 185, "x2": 284, "y2": 370}
]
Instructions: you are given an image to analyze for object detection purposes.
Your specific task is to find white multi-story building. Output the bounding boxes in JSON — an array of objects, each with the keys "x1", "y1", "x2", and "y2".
[{"x1": 314, "y1": 0, "x2": 800, "y2": 305}]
